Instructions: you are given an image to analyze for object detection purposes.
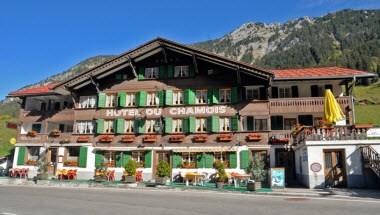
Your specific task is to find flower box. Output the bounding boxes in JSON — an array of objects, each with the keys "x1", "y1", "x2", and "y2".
[
  {"x1": 192, "y1": 135, "x2": 208, "y2": 143},
  {"x1": 99, "y1": 135, "x2": 114, "y2": 143},
  {"x1": 353, "y1": 124, "x2": 373, "y2": 129},
  {"x1": 217, "y1": 133, "x2": 233, "y2": 142},
  {"x1": 182, "y1": 162, "x2": 196, "y2": 169},
  {"x1": 169, "y1": 135, "x2": 185, "y2": 143},
  {"x1": 77, "y1": 136, "x2": 90, "y2": 143},
  {"x1": 269, "y1": 137, "x2": 289, "y2": 144},
  {"x1": 64, "y1": 160, "x2": 78, "y2": 167},
  {"x1": 143, "y1": 135, "x2": 157, "y2": 143},
  {"x1": 26, "y1": 160, "x2": 37, "y2": 166},
  {"x1": 103, "y1": 161, "x2": 115, "y2": 168},
  {"x1": 246, "y1": 133, "x2": 262, "y2": 142},
  {"x1": 26, "y1": 131, "x2": 37, "y2": 137},
  {"x1": 49, "y1": 130, "x2": 61, "y2": 138},
  {"x1": 121, "y1": 135, "x2": 135, "y2": 143}
]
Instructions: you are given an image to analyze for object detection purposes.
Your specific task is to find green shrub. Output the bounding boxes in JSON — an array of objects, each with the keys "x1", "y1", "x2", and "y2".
[
  {"x1": 214, "y1": 160, "x2": 228, "y2": 183},
  {"x1": 156, "y1": 160, "x2": 171, "y2": 178},
  {"x1": 247, "y1": 155, "x2": 267, "y2": 182},
  {"x1": 124, "y1": 159, "x2": 137, "y2": 176}
]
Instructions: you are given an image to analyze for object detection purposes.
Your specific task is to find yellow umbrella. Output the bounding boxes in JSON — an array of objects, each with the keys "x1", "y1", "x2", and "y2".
[{"x1": 323, "y1": 89, "x2": 344, "y2": 124}]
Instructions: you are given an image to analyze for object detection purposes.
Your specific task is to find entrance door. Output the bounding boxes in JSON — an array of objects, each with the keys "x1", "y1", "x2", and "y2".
[
  {"x1": 47, "y1": 148, "x2": 58, "y2": 176},
  {"x1": 324, "y1": 149, "x2": 347, "y2": 188},
  {"x1": 275, "y1": 149, "x2": 296, "y2": 185},
  {"x1": 152, "y1": 151, "x2": 170, "y2": 177}
]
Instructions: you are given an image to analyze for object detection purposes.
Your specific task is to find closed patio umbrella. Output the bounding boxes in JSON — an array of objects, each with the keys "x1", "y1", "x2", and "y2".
[{"x1": 323, "y1": 89, "x2": 345, "y2": 124}]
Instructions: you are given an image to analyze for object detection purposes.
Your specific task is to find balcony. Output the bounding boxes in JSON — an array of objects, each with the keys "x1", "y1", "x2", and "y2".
[
  {"x1": 269, "y1": 96, "x2": 351, "y2": 114},
  {"x1": 20, "y1": 109, "x2": 75, "y2": 122}
]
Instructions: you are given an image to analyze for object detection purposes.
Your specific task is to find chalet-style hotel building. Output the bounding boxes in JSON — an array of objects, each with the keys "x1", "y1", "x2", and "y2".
[{"x1": 9, "y1": 38, "x2": 380, "y2": 188}]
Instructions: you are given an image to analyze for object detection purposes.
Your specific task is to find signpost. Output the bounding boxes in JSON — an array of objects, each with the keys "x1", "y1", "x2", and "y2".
[{"x1": 270, "y1": 168, "x2": 285, "y2": 189}]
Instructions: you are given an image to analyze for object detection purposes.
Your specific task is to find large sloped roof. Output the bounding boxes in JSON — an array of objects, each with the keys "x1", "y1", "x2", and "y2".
[{"x1": 8, "y1": 83, "x2": 57, "y2": 97}]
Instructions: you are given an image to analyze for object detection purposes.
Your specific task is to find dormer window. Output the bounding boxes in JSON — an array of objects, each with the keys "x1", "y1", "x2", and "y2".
[
  {"x1": 145, "y1": 67, "x2": 159, "y2": 79},
  {"x1": 174, "y1": 66, "x2": 189, "y2": 78}
]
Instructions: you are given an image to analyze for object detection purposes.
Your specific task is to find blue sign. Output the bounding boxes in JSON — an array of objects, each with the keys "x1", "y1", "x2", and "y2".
[{"x1": 270, "y1": 168, "x2": 285, "y2": 189}]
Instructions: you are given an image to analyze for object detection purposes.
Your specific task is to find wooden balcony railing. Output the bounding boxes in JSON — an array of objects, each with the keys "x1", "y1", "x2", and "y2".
[
  {"x1": 17, "y1": 132, "x2": 85, "y2": 144},
  {"x1": 269, "y1": 96, "x2": 352, "y2": 114}
]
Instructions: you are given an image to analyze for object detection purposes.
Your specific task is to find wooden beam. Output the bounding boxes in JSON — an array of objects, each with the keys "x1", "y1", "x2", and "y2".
[
  {"x1": 162, "y1": 47, "x2": 168, "y2": 64},
  {"x1": 89, "y1": 75, "x2": 100, "y2": 93},
  {"x1": 192, "y1": 53, "x2": 199, "y2": 74},
  {"x1": 128, "y1": 56, "x2": 138, "y2": 77}
]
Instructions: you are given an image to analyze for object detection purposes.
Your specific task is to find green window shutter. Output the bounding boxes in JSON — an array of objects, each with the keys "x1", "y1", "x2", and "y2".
[
  {"x1": 95, "y1": 152, "x2": 104, "y2": 168},
  {"x1": 144, "y1": 150, "x2": 152, "y2": 168},
  {"x1": 116, "y1": 118, "x2": 125, "y2": 134},
  {"x1": 172, "y1": 153, "x2": 182, "y2": 168},
  {"x1": 165, "y1": 90, "x2": 173, "y2": 106},
  {"x1": 205, "y1": 153, "x2": 214, "y2": 168},
  {"x1": 78, "y1": 147, "x2": 88, "y2": 168},
  {"x1": 231, "y1": 87, "x2": 239, "y2": 103},
  {"x1": 17, "y1": 146, "x2": 26, "y2": 165},
  {"x1": 189, "y1": 65, "x2": 195, "y2": 77},
  {"x1": 240, "y1": 150, "x2": 249, "y2": 170},
  {"x1": 196, "y1": 153, "x2": 204, "y2": 168},
  {"x1": 184, "y1": 89, "x2": 195, "y2": 105},
  {"x1": 207, "y1": 88, "x2": 219, "y2": 104},
  {"x1": 188, "y1": 116, "x2": 196, "y2": 133},
  {"x1": 164, "y1": 117, "x2": 173, "y2": 134},
  {"x1": 208, "y1": 116, "x2": 219, "y2": 133},
  {"x1": 96, "y1": 119, "x2": 104, "y2": 134},
  {"x1": 182, "y1": 118, "x2": 189, "y2": 133},
  {"x1": 115, "y1": 152, "x2": 123, "y2": 167},
  {"x1": 113, "y1": 119, "x2": 117, "y2": 134},
  {"x1": 97, "y1": 93, "x2": 106, "y2": 108},
  {"x1": 134, "y1": 119, "x2": 144, "y2": 134},
  {"x1": 118, "y1": 92, "x2": 126, "y2": 107},
  {"x1": 231, "y1": 115, "x2": 239, "y2": 132},
  {"x1": 158, "y1": 91, "x2": 165, "y2": 106},
  {"x1": 159, "y1": 65, "x2": 167, "y2": 79},
  {"x1": 138, "y1": 67, "x2": 145, "y2": 80},
  {"x1": 228, "y1": 152, "x2": 237, "y2": 168},
  {"x1": 247, "y1": 116, "x2": 254, "y2": 131},
  {"x1": 167, "y1": 65, "x2": 174, "y2": 78},
  {"x1": 136, "y1": 91, "x2": 147, "y2": 107}
]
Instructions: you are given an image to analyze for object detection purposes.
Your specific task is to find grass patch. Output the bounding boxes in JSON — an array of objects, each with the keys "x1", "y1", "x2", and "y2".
[
  {"x1": 0, "y1": 115, "x2": 17, "y2": 157},
  {"x1": 354, "y1": 104, "x2": 380, "y2": 126},
  {"x1": 354, "y1": 81, "x2": 380, "y2": 104}
]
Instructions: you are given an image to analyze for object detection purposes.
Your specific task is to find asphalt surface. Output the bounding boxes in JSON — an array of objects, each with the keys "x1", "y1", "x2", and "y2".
[{"x1": 0, "y1": 186, "x2": 379, "y2": 215}]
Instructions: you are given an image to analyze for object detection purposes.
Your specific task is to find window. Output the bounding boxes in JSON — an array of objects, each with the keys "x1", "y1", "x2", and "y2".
[
  {"x1": 65, "y1": 147, "x2": 79, "y2": 167},
  {"x1": 172, "y1": 119, "x2": 183, "y2": 133},
  {"x1": 279, "y1": 87, "x2": 290, "y2": 98},
  {"x1": 32, "y1": 124, "x2": 42, "y2": 133},
  {"x1": 174, "y1": 65, "x2": 189, "y2": 78},
  {"x1": 311, "y1": 85, "x2": 323, "y2": 97},
  {"x1": 147, "y1": 92, "x2": 159, "y2": 106},
  {"x1": 255, "y1": 119, "x2": 268, "y2": 131},
  {"x1": 284, "y1": 118, "x2": 297, "y2": 130},
  {"x1": 182, "y1": 152, "x2": 196, "y2": 167},
  {"x1": 196, "y1": 90, "x2": 207, "y2": 104},
  {"x1": 104, "y1": 120, "x2": 114, "y2": 133},
  {"x1": 103, "y1": 151, "x2": 116, "y2": 167},
  {"x1": 132, "y1": 151, "x2": 145, "y2": 167},
  {"x1": 40, "y1": 102, "x2": 47, "y2": 111},
  {"x1": 195, "y1": 118, "x2": 207, "y2": 133},
  {"x1": 27, "y1": 147, "x2": 40, "y2": 162},
  {"x1": 219, "y1": 117, "x2": 231, "y2": 132},
  {"x1": 214, "y1": 152, "x2": 227, "y2": 162},
  {"x1": 75, "y1": 121, "x2": 94, "y2": 134},
  {"x1": 246, "y1": 88, "x2": 260, "y2": 100},
  {"x1": 145, "y1": 67, "x2": 159, "y2": 79},
  {"x1": 219, "y1": 89, "x2": 231, "y2": 103},
  {"x1": 54, "y1": 102, "x2": 61, "y2": 111},
  {"x1": 173, "y1": 91, "x2": 184, "y2": 105},
  {"x1": 298, "y1": 115, "x2": 313, "y2": 126},
  {"x1": 124, "y1": 120, "x2": 134, "y2": 133},
  {"x1": 78, "y1": 96, "x2": 97, "y2": 108},
  {"x1": 126, "y1": 93, "x2": 136, "y2": 107},
  {"x1": 314, "y1": 117, "x2": 323, "y2": 127},
  {"x1": 105, "y1": 94, "x2": 117, "y2": 107},
  {"x1": 271, "y1": 116, "x2": 284, "y2": 130},
  {"x1": 145, "y1": 119, "x2": 159, "y2": 133},
  {"x1": 252, "y1": 150, "x2": 269, "y2": 169}
]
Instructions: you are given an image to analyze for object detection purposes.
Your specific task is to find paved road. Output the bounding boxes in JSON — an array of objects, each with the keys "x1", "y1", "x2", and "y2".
[{"x1": 0, "y1": 186, "x2": 379, "y2": 215}]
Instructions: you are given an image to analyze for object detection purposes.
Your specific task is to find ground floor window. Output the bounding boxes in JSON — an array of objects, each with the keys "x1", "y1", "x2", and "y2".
[
  {"x1": 251, "y1": 150, "x2": 269, "y2": 169},
  {"x1": 64, "y1": 147, "x2": 80, "y2": 167},
  {"x1": 132, "y1": 151, "x2": 145, "y2": 168},
  {"x1": 214, "y1": 152, "x2": 228, "y2": 168},
  {"x1": 103, "y1": 151, "x2": 116, "y2": 167},
  {"x1": 26, "y1": 147, "x2": 40, "y2": 165},
  {"x1": 284, "y1": 118, "x2": 297, "y2": 130},
  {"x1": 181, "y1": 153, "x2": 196, "y2": 168}
]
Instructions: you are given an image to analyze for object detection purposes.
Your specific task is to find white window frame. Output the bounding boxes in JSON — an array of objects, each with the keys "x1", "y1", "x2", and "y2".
[
  {"x1": 124, "y1": 120, "x2": 134, "y2": 133},
  {"x1": 126, "y1": 93, "x2": 136, "y2": 107},
  {"x1": 182, "y1": 152, "x2": 196, "y2": 163},
  {"x1": 278, "y1": 87, "x2": 290, "y2": 98},
  {"x1": 195, "y1": 90, "x2": 207, "y2": 104},
  {"x1": 75, "y1": 121, "x2": 94, "y2": 134},
  {"x1": 172, "y1": 119, "x2": 183, "y2": 133},
  {"x1": 105, "y1": 94, "x2": 117, "y2": 107},
  {"x1": 174, "y1": 65, "x2": 189, "y2": 78},
  {"x1": 78, "y1": 96, "x2": 97, "y2": 109},
  {"x1": 214, "y1": 152, "x2": 227, "y2": 162},
  {"x1": 219, "y1": 89, "x2": 231, "y2": 103},
  {"x1": 195, "y1": 118, "x2": 207, "y2": 133},
  {"x1": 219, "y1": 117, "x2": 231, "y2": 132},
  {"x1": 104, "y1": 120, "x2": 114, "y2": 133},
  {"x1": 173, "y1": 91, "x2": 184, "y2": 105},
  {"x1": 254, "y1": 118, "x2": 268, "y2": 131},
  {"x1": 147, "y1": 92, "x2": 159, "y2": 106},
  {"x1": 246, "y1": 87, "x2": 260, "y2": 100},
  {"x1": 145, "y1": 67, "x2": 159, "y2": 79},
  {"x1": 145, "y1": 119, "x2": 158, "y2": 133}
]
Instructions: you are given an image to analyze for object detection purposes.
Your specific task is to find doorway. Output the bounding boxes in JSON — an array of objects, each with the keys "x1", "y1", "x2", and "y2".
[
  {"x1": 324, "y1": 149, "x2": 347, "y2": 188},
  {"x1": 152, "y1": 151, "x2": 171, "y2": 178},
  {"x1": 275, "y1": 149, "x2": 296, "y2": 185},
  {"x1": 46, "y1": 148, "x2": 58, "y2": 176}
]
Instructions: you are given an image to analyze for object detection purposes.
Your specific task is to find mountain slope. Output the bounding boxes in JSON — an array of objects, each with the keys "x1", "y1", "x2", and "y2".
[{"x1": 194, "y1": 9, "x2": 380, "y2": 74}]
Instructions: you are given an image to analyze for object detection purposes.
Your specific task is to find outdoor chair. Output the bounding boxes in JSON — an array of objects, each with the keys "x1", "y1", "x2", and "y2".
[
  {"x1": 106, "y1": 170, "x2": 115, "y2": 181},
  {"x1": 136, "y1": 171, "x2": 143, "y2": 182},
  {"x1": 19, "y1": 168, "x2": 29, "y2": 178}
]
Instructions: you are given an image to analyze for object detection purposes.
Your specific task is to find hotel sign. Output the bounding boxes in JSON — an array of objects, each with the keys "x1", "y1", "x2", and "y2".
[{"x1": 105, "y1": 105, "x2": 228, "y2": 117}]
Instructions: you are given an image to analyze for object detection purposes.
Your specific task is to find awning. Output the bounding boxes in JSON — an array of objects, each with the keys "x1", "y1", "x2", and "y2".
[{"x1": 172, "y1": 147, "x2": 238, "y2": 153}]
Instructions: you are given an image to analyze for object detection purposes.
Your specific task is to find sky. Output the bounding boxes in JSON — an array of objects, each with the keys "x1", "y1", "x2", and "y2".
[{"x1": 1, "y1": 0, "x2": 380, "y2": 100}]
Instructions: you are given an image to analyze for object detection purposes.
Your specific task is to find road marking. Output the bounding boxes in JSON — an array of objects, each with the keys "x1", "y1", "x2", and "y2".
[{"x1": 0, "y1": 212, "x2": 18, "y2": 215}]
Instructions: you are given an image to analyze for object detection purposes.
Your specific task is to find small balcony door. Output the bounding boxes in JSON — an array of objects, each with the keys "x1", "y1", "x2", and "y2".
[{"x1": 324, "y1": 149, "x2": 347, "y2": 188}]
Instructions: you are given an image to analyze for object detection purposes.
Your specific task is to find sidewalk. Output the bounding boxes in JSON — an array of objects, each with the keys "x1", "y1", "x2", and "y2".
[{"x1": 1, "y1": 177, "x2": 380, "y2": 200}]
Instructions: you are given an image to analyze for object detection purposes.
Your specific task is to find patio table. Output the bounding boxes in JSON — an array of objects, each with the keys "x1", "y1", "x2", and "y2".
[
  {"x1": 185, "y1": 172, "x2": 205, "y2": 186},
  {"x1": 231, "y1": 173, "x2": 251, "y2": 188}
]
